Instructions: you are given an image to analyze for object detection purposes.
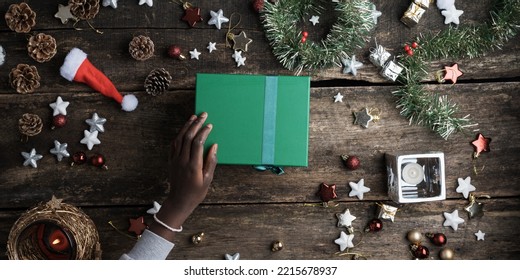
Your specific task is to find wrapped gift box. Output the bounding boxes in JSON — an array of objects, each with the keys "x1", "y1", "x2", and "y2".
[
  {"x1": 385, "y1": 151, "x2": 446, "y2": 203},
  {"x1": 195, "y1": 73, "x2": 310, "y2": 166}
]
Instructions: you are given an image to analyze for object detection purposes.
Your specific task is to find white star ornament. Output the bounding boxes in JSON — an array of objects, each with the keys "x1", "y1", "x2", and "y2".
[
  {"x1": 334, "y1": 231, "x2": 355, "y2": 251},
  {"x1": 342, "y1": 55, "x2": 363, "y2": 76},
  {"x1": 190, "y1": 49, "x2": 201, "y2": 60},
  {"x1": 85, "y1": 112, "x2": 107, "y2": 133},
  {"x1": 21, "y1": 148, "x2": 43, "y2": 168},
  {"x1": 102, "y1": 0, "x2": 118, "y2": 8},
  {"x1": 309, "y1": 15, "x2": 319, "y2": 26},
  {"x1": 456, "y1": 176, "x2": 476, "y2": 199},
  {"x1": 80, "y1": 130, "x2": 101, "y2": 150},
  {"x1": 334, "y1": 92, "x2": 343, "y2": 103},
  {"x1": 208, "y1": 9, "x2": 229, "y2": 30},
  {"x1": 475, "y1": 230, "x2": 485, "y2": 241},
  {"x1": 49, "y1": 96, "x2": 70, "y2": 116},
  {"x1": 443, "y1": 209, "x2": 465, "y2": 231},
  {"x1": 207, "y1": 42, "x2": 217, "y2": 53},
  {"x1": 50, "y1": 140, "x2": 70, "y2": 162},
  {"x1": 139, "y1": 0, "x2": 153, "y2": 7},
  {"x1": 441, "y1": 6, "x2": 463, "y2": 25},
  {"x1": 336, "y1": 209, "x2": 356, "y2": 228},
  {"x1": 348, "y1": 179, "x2": 371, "y2": 200}
]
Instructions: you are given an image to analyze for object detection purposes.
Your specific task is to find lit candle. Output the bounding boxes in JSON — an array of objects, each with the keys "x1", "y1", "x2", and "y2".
[
  {"x1": 35, "y1": 222, "x2": 75, "y2": 259},
  {"x1": 402, "y1": 162, "x2": 424, "y2": 185},
  {"x1": 49, "y1": 229, "x2": 70, "y2": 252}
]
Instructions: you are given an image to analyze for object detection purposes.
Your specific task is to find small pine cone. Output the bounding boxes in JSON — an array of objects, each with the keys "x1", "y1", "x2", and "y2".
[
  {"x1": 144, "y1": 68, "x2": 172, "y2": 96},
  {"x1": 27, "y1": 33, "x2": 57, "y2": 63},
  {"x1": 18, "y1": 113, "x2": 43, "y2": 137},
  {"x1": 4, "y1": 2, "x2": 36, "y2": 33},
  {"x1": 10, "y1": 64, "x2": 41, "y2": 94},
  {"x1": 129, "y1": 35, "x2": 155, "y2": 61},
  {"x1": 69, "y1": 0, "x2": 100, "y2": 20}
]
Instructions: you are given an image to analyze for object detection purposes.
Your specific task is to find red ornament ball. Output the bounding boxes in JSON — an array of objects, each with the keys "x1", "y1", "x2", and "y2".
[
  {"x1": 252, "y1": 0, "x2": 264, "y2": 13},
  {"x1": 406, "y1": 49, "x2": 414, "y2": 56},
  {"x1": 90, "y1": 154, "x2": 107, "y2": 169},
  {"x1": 404, "y1": 45, "x2": 411, "y2": 52},
  {"x1": 52, "y1": 114, "x2": 67, "y2": 129},
  {"x1": 365, "y1": 218, "x2": 383, "y2": 232},
  {"x1": 411, "y1": 42, "x2": 419, "y2": 49},
  {"x1": 426, "y1": 232, "x2": 447, "y2": 246},
  {"x1": 301, "y1": 36, "x2": 307, "y2": 43},
  {"x1": 302, "y1": 31, "x2": 309, "y2": 38},
  {"x1": 412, "y1": 244, "x2": 430, "y2": 259},
  {"x1": 168, "y1": 45, "x2": 185, "y2": 60},
  {"x1": 71, "y1": 151, "x2": 87, "y2": 166},
  {"x1": 341, "y1": 155, "x2": 360, "y2": 170}
]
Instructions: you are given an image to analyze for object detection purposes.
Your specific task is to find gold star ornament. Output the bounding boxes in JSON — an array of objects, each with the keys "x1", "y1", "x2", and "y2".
[
  {"x1": 54, "y1": 4, "x2": 77, "y2": 24},
  {"x1": 228, "y1": 31, "x2": 252, "y2": 52},
  {"x1": 46, "y1": 195, "x2": 63, "y2": 210}
]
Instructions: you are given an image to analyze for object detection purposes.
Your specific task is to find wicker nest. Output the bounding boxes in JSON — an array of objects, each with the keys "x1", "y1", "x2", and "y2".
[{"x1": 7, "y1": 197, "x2": 102, "y2": 260}]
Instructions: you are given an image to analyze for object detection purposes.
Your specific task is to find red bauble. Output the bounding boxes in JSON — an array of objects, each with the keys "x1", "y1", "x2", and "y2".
[
  {"x1": 168, "y1": 45, "x2": 185, "y2": 60},
  {"x1": 411, "y1": 42, "x2": 419, "y2": 49},
  {"x1": 252, "y1": 0, "x2": 264, "y2": 13},
  {"x1": 406, "y1": 49, "x2": 414, "y2": 56},
  {"x1": 410, "y1": 244, "x2": 429, "y2": 259},
  {"x1": 341, "y1": 155, "x2": 360, "y2": 170},
  {"x1": 52, "y1": 114, "x2": 67, "y2": 129},
  {"x1": 301, "y1": 36, "x2": 307, "y2": 43},
  {"x1": 302, "y1": 31, "x2": 309, "y2": 38},
  {"x1": 90, "y1": 154, "x2": 108, "y2": 169},
  {"x1": 404, "y1": 45, "x2": 411, "y2": 51},
  {"x1": 71, "y1": 152, "x2": 87, "y2": 166},
  {"x1": 426, "y1": 232, "x2": 447, "y2": 246},
  {"x1": 365, "y1": 218, "x2": 383, "y2": 232}
]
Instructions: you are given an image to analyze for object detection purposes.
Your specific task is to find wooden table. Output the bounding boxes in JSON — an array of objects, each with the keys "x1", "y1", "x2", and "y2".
[{"x1": 0, "y1": 0, "x2": 519, "y2": 260}]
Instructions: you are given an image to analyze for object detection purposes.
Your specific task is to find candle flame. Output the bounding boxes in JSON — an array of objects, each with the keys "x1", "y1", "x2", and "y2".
[{"x1": 52, "y1": 238, "x2": 61, "y2": 245}]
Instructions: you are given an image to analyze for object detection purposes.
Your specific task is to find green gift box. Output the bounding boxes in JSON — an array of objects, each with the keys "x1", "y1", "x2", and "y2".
[{"x1": 195, "y1": 73, "x2": 310, "y2": 166}]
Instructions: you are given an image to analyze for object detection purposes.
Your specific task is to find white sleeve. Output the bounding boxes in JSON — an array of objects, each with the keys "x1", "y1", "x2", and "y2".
[{"x1": 119, "y1": 229, "x2": 175, "y2": 260}]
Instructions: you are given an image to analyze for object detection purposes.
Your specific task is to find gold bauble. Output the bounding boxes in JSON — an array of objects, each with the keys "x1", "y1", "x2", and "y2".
[
  {"x1": 406, "y1": 229, "x2": 423, "y2": 244},
  {"x1": 439, "y1": 248, "x2": 455, "y2": 260}
]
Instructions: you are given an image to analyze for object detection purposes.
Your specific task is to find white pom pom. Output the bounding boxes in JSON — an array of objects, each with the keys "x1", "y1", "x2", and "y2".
[{"x1": 121, "y1": 94, "x2": 138, "y2": 112}]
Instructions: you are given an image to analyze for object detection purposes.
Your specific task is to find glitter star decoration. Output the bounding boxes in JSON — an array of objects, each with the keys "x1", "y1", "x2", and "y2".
[
  {"x1": 80, "y1": 130, "x2": 101, "y2": 150},
  {"x1": 353, "y1": 108, "x2": 374, "y2": 128},
  {"x1": 208, "y1": 9, "x2": 229, "y2": 29},
  {"x1": 182, "y1": 6, "x2": 203, "y2": 27},
  {"x1": 128, "y1": 216, "x2": 147, "y2": 235},
  {"x1": 225, "y1": 253, "x2": 240, "y2": 260},
  {"x1": 471, "y1": 133, "x2": 491, "y2": 157},
  {"x1": 54, "y1": 4, "x2": 77, "y2": 24},
  {"x1": 348, "y1": 179, "x2": 371, "y2": 200},
  {"x1": 50, "y1": 140, "x2": 70, "y2": 162},
  {"x1": 334, "y1": 93, "x2": 343, "y2": 103},
  {"x1": 443, "y1": 209, "x2": 465, "y2": 231},
  {"x1": 46, "y1": 195, "x2": 63, "y2": 210},
  {"x1": 443, "y1": 63, "x2": 463, "y2": 83},
  {"x1": 207, "y1": 42, "x2": 217, "y2": 53},
  {"x1": 336, "y1": 209, "x2": 356, "y2": 228},
  {"x1": 316, "y1": 182, "x2": 337, "y2": 202},
  {"x1": 441, "y1": 5, "x2": 464, "y2": 25},
  {"x1": 309, "y1": 15, "x2": 320, "y2": 25},
  {"x1": 139, "y1": 0, "x2": 153, "y2": 7},
  {"x1": 102, "y1": 0, "x2": 118, "y2": 9},
  {"x1": 341, "y1": 55, "x2": 363, "y2": 76},
  {"x1": 229, "y1": 31, "x2": 252, "y2": 52},
  {"x1": 334, "y1": 231, "x2": 355, "y2": 251},
  {"x1": 85, "y1": 112, "x2": 106, "y2": 133},
  {"x1": 189, "y1": 48, "x2": 201, "y2": 60},
  {"x1": 475, "y1": 230, "x2": 485, "y2": 241},
  {"x1": 456, "y1": 176, "x2": 476, "y2": 199},
  {"x1": 49, "y1": 96, "x2": 70, "y2": 116},
  {"x1": 146, "y1": 201, "x2": 162, "y2": 215},
  {"x1": 21, "y1": 148, "x2": 43, "y2": 168}
]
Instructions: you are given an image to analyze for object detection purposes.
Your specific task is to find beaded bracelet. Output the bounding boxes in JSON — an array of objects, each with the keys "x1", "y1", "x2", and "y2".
[{"x1": 153, "y1": 214, "x2": 183, "y2": 232}]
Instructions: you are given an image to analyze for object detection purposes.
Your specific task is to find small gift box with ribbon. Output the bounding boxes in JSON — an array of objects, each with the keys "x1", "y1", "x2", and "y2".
[
  {"x1": 385, "y1": 152, "x2": 446, "y2": 203},
  {"x1": 401, "y1": 2, "x2": 427, "y2": 27},
  {"x1": 369, "y1": 44, "x2": 391, "y2": 68},
  {"x1": 196, "y1": 73, "x2": 310, "y2": 166},
  {"x1": 381, "y1": 60, "x2": 404, "y2": 81}
]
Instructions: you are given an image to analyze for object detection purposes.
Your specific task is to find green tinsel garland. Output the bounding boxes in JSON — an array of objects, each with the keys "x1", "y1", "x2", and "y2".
[
  {"x1": 394, "y1": 0, "x2": 520, "y2": 139},
  {"x1": 261, "y1": 0, "x2": 376, "y2": 74}
]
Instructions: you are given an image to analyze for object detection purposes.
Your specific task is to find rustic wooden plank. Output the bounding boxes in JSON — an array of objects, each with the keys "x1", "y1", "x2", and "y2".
[
  {"x1": 1, "y1": 198, "x2": 519, "y2": 260},
  {"x1": 1, "y1": 0, "x2": 519, "y2": 92},
  {"x1": 1, "y1": 82, "x2": 518, "y2": 208}
]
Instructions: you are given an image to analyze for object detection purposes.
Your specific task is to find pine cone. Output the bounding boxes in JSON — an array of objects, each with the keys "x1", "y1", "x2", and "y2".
[
  {"x1": 4, "y1": 2, "x2": 36, "y2": 33},
  {"x1": 27, "y1": 33, "x2": 57, "y2": 63},
  {"x1": 10, "y1": 64, "x2": 41, "y2": 94},
  {"x1": 18, "y1": 113, "x2": 43, "y2": 137},
  {"x1": 129, "y1": 35, "x2": 155, "y2": 61},
  {"x1": 69, "y1": 0, "x2": 100, "y2": 20},
  {"x1": 144, "y1": 68, "x2": 172, "y2": 96}
]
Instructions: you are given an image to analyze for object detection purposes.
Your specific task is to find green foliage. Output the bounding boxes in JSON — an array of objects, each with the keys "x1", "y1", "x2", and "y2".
[{"x1": 394, "y1": 0, "x2": 520, "y2": 139}]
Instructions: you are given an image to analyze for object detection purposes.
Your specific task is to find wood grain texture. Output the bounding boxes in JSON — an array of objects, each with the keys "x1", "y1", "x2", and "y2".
[{"x1": 0, "y1": 0, "x2": 519, "y2": 260}]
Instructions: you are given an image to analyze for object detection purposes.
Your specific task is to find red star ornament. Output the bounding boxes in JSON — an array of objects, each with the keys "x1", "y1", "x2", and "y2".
[
  {"x1": 182, "y1": 7, "x2": 203, "y2": 27},
  {"x1": 128, "y1": 216, "x2": 147, "y2": 236},
  {"x1": 443, "y1": 63, "x2": 463, "y2": 83},
  {"x1": 471, "y1": 133, "x2": 491, "y2": 157},
  {"x1": 316, "y1": 182, "x2": 337, "y2": 202}
]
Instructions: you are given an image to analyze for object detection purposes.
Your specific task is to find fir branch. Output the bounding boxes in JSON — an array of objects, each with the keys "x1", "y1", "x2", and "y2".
[{"x1": 395, "y1": 0, "x2": 520, "y2": 139}]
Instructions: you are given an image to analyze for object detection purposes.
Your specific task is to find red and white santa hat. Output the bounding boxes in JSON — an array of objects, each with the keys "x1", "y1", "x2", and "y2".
[{"x1": 60, "y1": 48, "x2": 138, "y2": 112}]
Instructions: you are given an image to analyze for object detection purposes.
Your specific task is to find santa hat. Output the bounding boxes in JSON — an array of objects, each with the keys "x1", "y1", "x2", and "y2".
[{"x1": 60, "y1": 48, "x2": 138, "y2": 112}]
